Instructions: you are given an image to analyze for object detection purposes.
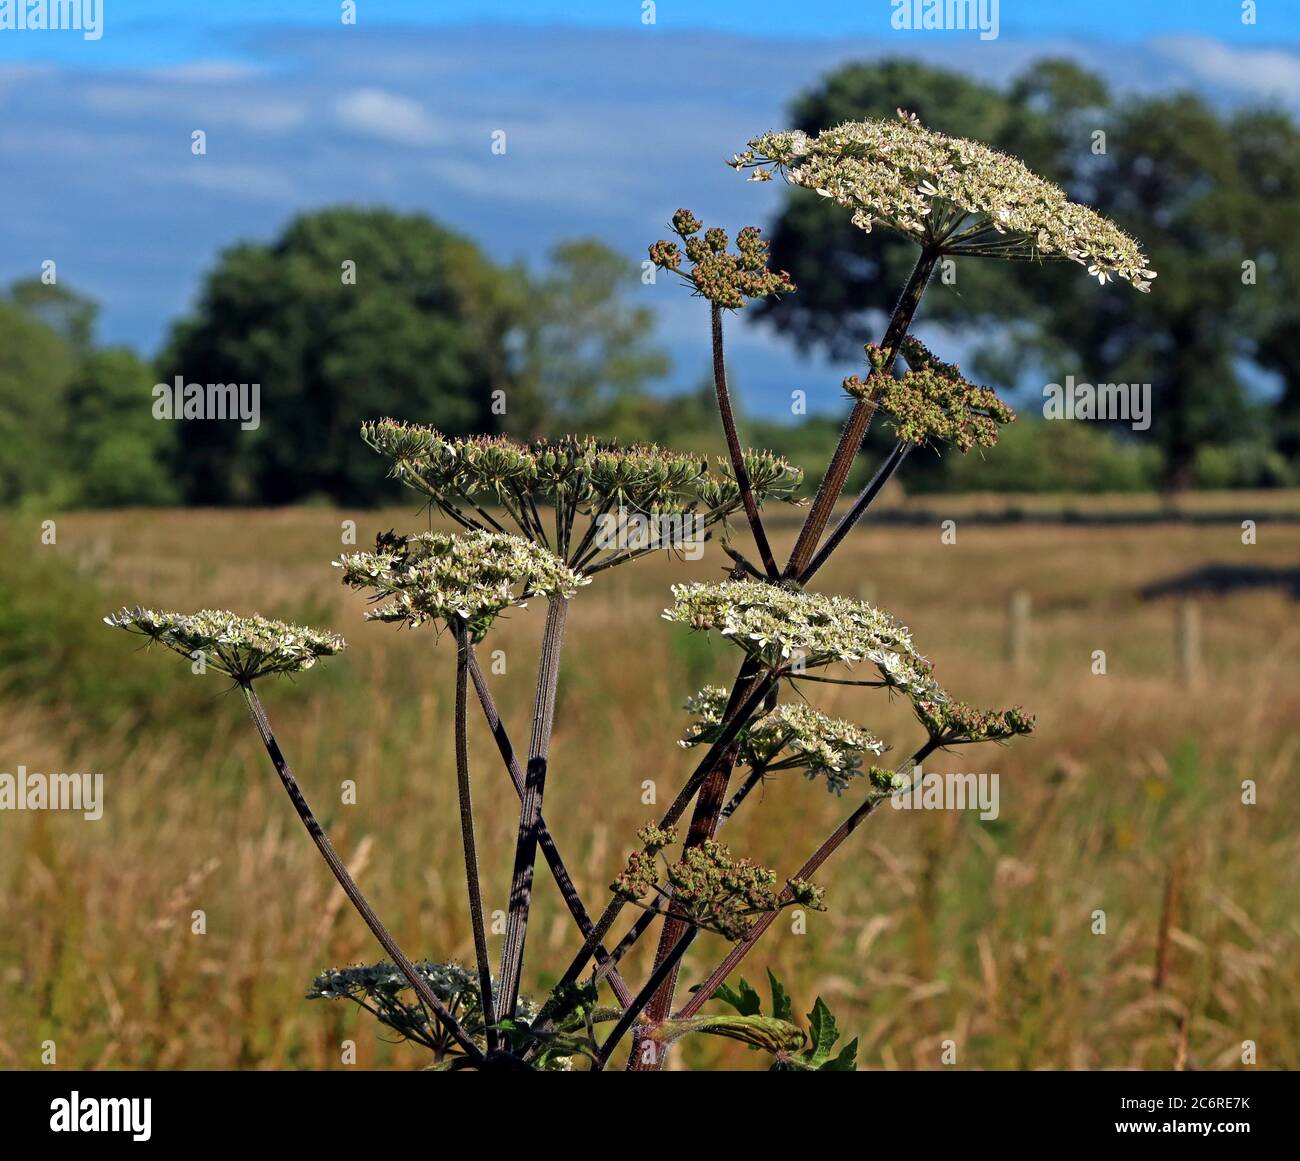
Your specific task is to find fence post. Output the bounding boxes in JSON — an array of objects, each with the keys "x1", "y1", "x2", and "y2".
[{"x1": 1177, "y1": 598, "x2": 1201, "y2": 688}]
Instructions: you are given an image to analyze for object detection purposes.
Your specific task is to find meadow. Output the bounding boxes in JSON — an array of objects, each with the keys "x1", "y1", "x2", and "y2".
[{"x1": 1, "y1": 493, "x2": 1297, "y2": 1070}]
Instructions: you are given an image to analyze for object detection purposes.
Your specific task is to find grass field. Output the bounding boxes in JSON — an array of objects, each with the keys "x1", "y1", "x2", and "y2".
[{"x1": 2, "y1": 495, "x2": 1298, "y2": 1070}]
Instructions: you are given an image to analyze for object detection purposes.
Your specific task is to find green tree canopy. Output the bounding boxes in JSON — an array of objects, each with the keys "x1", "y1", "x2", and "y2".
[
  {"x1": 162, "y1": 208, "x2": 671, "y2": 504},
  {"x1": 509, "y1": 238, "x2": 670, "y2": 436},
  {"x1": 0, "y1": 297, "x2": 78, "y2": 505},
  {"x1": 162, "y1": 206, "x2": 515, "y2": 505}
]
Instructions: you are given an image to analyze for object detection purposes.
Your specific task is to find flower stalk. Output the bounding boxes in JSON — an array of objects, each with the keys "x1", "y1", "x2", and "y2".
[
  {"x1": 711, "y1": 303, "x2": 779, "y2": 579},
  {"x1": 784, "y1": 245, "x2": 939, "y2": 580},
  {"x1": 452, "y1": 623, "x2": 498, "y2": 1052},
  {"x1": 466, "y1": 647, "x2": 634, "y2": 1007},
  {"x1": 498, "y1": 596, "x2": 570, "y2": 1020},
  {"x1": 241, "y1": 681, "x2": 483, "y2": 1062}
]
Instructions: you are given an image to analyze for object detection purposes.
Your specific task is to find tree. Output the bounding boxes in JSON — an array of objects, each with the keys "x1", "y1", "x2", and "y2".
[
  {"x1": 0, "y1": 299, "x2": 77, "y2": 505},
  {"x1": 162, "y1": 207, "x2": 516, "y2": 505},
  {"x1": 0, "y1": 282, "x2": 177, "y2": 509},
  {"x1": 1234, "y1": 107, "x2": 1300, "y2": 473},
  {"x1": 64, "y1": 348, "x2": 179, "y2": 508},
  {"x1": 7, "y1": 278, "x2": 98, "y2": 357},
  {"x1": 509, "y1": 239, "x2": 670, "y2": 436}
]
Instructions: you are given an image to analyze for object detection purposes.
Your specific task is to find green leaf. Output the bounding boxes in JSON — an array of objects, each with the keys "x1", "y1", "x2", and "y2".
[
  {"x1": 767, "y1": 969, "x2": 793, "y2": 1023},
  {"x1": 715, "y1": 977, "x2": 762, "y2": 1017},
  {"x1": 817, "y1": 1036, "x2": 859, "y2": 1071},
  {"x1": 806, "y1": 997, "x2": 840, "y2": 1066}
]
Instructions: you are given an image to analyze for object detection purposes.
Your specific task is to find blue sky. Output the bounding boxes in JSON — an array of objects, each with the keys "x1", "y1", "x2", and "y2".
[{"x1": 2, "y1": 2, "x2": 1298, "y2": 416}]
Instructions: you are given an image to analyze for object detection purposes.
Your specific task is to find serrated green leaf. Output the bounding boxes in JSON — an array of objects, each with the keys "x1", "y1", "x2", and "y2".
[
  {"x1": 806, "y1": 996, "x2": 840, "y2": 1065},
  {"x1": 715, "y1": 977, "x2": 762, "y2": 1017},
  {"x1": 767, "y1": 968, "x2": 792, "y2": 1023},
  {"x1": 817, "y1": 1036, "x2": 858, "y2": 1071}
]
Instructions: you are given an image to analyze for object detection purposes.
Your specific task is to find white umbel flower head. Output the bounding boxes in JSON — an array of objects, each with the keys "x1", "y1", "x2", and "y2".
[
  {"x1": 729, "y1": 112, "x2": 1156, "y2": 291},
  {"x1": 336, "y1": 529, "x2": 587, "y2": 639},
  {"x1": 103, "y1": 608, "x2": 346, "y2": 681},
  {"x1": 664, "y1": 580, "x2": 941, "y2": 698}
]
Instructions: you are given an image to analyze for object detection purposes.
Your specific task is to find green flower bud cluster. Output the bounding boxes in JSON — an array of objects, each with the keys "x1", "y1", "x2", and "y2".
[
  {"x1": 730, "y1": 111, "x2": 1156, "y2": 290},
  {"x1": 648, "y1": 209, "x2": 796, "y2": 309},
  {"x1": 103, "y1": 607, "x2": 345, "y2": 682},
  {"x1": 914, "y1": 699, "x2": 1036, "y2": 745},
  {"x1": 612, "y1": 827, "x2": 824, "y2": 941},
  {"x1": 681, "y1": 686, "x2": 887, "y2": 795},
  {"x1": 844, "y1": 336, "x2": 1016, "y2": 453},
  {"x1": 867, "y1": 765, "x2": 910, "y2": 793},
  {"x1": 697, "y1": 449, "x2": 804, "y2": 509},
  {"x1": 336, "y1": 530, "x2": 587, "y2": 640},
  {"x1": 664, "y1": 580, "x2": 942, "y2": 698}
]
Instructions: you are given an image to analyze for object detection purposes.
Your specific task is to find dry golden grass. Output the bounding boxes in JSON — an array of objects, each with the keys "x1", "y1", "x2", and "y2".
[{"x1": 2, "y1": 499, "x2": 1297, "y2": 1070}]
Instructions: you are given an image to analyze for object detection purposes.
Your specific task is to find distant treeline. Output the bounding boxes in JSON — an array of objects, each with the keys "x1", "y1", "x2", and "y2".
[{"x1": 3, "y1": 56, "x2": 1298, "y2": 509}]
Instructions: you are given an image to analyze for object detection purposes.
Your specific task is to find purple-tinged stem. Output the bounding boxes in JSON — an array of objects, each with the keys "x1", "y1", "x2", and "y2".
[
  {"x1": 466, "y1": 645, "x2": 634, "y2": 1008},
  {"x1": 498, "y1": 596, "x2": 569, "y2": 1019},
  {"x1": 240, "y1": 682, "x2": 483, "y2": 1063},
  {"x1": 453, "y1": 624, "x2": 498, "y2": 1052}
]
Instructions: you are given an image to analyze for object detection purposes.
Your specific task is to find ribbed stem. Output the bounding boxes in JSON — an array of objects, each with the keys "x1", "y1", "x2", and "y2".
[
  {"x1": 466, "y1": 646, "x2": 634, "y2": 1007},
  {"x1": 719, "y1": 766, "x2": 767, "y2": 822},
  {"x1": 629, "y1": 658, "x2": 763, "y2": 1068},
  {"x1": 240, "y1": 683, "x2": 482, "y2": 1063},
  {"x1": 800, "y1": 442, "x2": 912, "y2": 583},
  {"x1": 783, "y1": 246, "x2": 939, "y2": 580},
  {"x1": 596, "y1": 927, "x2": 697, "y2": 1071},
  {"x1": 524, "y1": 671, "x2": 777, "y2": 1052},
  {"x1": 712, "y1": 302, "x2": 779, "y2": 579},
  {"x1": 453, "y1": 624, "x2": 498, "y2": 1052},
  {"x1": 498, "y1": 596, "x2": 569, "y2": 1019}
]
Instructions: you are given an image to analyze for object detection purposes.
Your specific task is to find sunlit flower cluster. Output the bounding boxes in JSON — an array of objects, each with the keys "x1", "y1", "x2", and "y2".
[
  {"x1": 336, "y1": 530, "x2": 586, "y2": 639},
  {"x1": 844, "y1": 336, "x2": 1016, "y2": 453},
  {"x1": 103, "y1": 607, "x2": 345, "y2": 681},
  {"x1": 664, "y1": 580, "x2": 941, "y2": 697},
  {"x1": 681, "y1": 686, "x2": 887, "y2": 794},
  {"x1": 612, "y1": 824, "x2": 823, "y2": 941},
  {"x1": 648, "y1": 209, "x2": 796, "y2": 309},
  {"x1": 729, "y1": 111, "x2": 1156, "y2": 290}
]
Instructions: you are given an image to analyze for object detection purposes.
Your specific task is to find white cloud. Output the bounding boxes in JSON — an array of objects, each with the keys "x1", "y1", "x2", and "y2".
[
  {"x1": 334, "y1": 88, "x2": 443, "y2": 146},
  {"x1": 82, "y1": 83, "x2": 308, "y2": 133},
  {"x1": 136, "y1": 161, "x2": 300, "y2": 204},
  {"x1": 145, "y1": 61, "x2": 263, "y2": 84},
  {"x1": 1155, "y1": 35, "x2": 1300, "y2": 103}
]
